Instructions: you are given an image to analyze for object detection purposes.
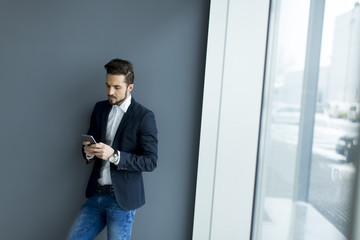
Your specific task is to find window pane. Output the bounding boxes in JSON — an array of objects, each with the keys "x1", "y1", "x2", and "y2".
[{"x1": 252, "y1": 0, "x2": 360, "y2": 239}]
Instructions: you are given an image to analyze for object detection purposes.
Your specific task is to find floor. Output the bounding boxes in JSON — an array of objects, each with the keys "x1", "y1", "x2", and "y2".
[{"x1": 258, "y1": 197, "x2": 346, "y2": 240}]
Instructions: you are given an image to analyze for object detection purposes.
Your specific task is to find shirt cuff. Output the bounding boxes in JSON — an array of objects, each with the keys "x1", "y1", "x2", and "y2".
[{"x1": 86, "y1": 155, "x2": 95, "y2": 162}]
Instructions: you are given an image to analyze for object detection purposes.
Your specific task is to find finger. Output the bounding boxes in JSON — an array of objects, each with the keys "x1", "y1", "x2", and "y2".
[
  {"x1": 84, "y1": 148, "x2": 93, "y2": 155},
  {"x1": 83, "y1": 141, "x2": 91, "y2": 146},
  {"x1": 89, "y1": 143, "x2": 101, "y2": 149},
  {"x1": 91, "y1": 146, "x2": 103, "y2": 152},
  {"x1": 85, "y1": 150, "x2": 92, "y2": 157},
  {"x1": 84, "y1": 145, "x2": 94, "y2": 151},
  {"x1": 94, "y1": 143, "x2": 107, "y2": 150}
]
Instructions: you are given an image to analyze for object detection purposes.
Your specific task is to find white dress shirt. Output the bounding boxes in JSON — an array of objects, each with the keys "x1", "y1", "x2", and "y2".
[{"x1": 97, "y1": 95, "x2": 132, "y2": 185}]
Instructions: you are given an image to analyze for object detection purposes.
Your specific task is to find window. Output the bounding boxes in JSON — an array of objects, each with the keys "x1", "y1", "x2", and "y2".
[{"x1": 252, "y1": 0, "x2": 360, "y2": 239}]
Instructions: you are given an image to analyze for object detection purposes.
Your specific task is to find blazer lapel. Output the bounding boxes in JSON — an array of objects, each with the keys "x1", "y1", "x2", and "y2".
[{"x1": 113, "y1": 100, "x2": 136, "y2": 142}]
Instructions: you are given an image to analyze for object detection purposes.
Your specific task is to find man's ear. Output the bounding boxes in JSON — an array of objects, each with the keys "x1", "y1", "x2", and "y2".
[{"x1": 128, "y1": 84, "x2": 134, "y2": 92}]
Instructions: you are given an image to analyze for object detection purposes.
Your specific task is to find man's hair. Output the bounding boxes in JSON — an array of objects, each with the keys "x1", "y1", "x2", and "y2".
[{"x1": 104, "y1": 58, "x2": 134, "y2": 85}]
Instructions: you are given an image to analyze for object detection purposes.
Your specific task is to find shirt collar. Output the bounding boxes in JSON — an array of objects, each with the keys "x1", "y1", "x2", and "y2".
[{"x1": 113, "y1": 95, "x2": 132, "y2": 113}]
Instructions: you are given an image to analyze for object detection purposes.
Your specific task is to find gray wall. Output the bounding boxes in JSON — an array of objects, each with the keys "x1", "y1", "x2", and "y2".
[{"x1": 0, "y1": 1, "x2": 209, "y2": 239}]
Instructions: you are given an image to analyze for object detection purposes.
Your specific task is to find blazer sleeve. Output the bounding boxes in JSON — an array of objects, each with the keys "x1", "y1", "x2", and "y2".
[{"x1": 117, "y1": 111, "x2": 158, "y2": 172}]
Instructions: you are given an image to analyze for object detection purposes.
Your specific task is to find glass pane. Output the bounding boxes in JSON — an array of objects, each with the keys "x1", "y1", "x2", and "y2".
[{"x1": 252, "y1": 0, "x2": 360, "y2": 239}]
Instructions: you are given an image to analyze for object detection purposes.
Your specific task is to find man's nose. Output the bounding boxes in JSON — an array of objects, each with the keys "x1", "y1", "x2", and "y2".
[{"x1": 108, "y1": 87, "x2": 115, "y2": 95}]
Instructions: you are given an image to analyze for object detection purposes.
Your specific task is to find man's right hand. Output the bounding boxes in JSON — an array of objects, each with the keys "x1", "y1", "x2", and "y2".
[{"x1": 83, "y1": 141, "x2": 94, "y2": 157}]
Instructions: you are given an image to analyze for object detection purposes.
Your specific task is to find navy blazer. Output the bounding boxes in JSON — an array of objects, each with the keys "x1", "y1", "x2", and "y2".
[{"x1": 84, "y1": 98, "x2": 158, "y2": 210}]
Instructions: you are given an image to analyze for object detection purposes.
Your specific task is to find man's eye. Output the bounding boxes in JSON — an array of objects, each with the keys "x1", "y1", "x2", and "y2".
[{"x1": 115, "y1": 87, "x2": 121, "y2": 90}]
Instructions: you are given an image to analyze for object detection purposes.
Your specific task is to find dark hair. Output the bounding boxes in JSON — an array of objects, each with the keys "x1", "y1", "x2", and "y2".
[{"x1": 104, "y1": 58, "x2": 134, "y2": 85}]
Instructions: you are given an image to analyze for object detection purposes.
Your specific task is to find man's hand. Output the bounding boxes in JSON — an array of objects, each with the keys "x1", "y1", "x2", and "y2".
[{"x1": 83, "y1": 141, "x2": 114, "y2": 160}]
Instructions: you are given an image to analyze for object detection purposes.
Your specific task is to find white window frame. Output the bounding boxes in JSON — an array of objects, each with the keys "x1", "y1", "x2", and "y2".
[{"x1": 192, "y1": 0, "x2": 271, "y2": 239}]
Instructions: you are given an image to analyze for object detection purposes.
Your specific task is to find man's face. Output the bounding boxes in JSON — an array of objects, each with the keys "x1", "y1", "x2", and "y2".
[{"x1": 105, "y1": 74, "x2": 133, "y2": 106}]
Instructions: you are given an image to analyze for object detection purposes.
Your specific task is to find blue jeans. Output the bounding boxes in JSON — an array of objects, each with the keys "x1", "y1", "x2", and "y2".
[{"x1": 67, "y1": 192, "x2": 136, "y2": 240}]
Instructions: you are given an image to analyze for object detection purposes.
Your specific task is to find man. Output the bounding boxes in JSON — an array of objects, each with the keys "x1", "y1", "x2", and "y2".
[{"x1": 68, "y1": 59, "x2": 158, "y2": 240}]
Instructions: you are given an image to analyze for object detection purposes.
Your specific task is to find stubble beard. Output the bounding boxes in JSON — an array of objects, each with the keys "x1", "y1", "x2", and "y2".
[{"x1": 109, "y1": 91, "x2": 128, "y2": 106}]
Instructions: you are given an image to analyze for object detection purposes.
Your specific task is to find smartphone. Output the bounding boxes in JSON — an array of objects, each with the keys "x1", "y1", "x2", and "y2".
[{"x1": 82, "y1": 134, "x2": 97, "y2": 144}]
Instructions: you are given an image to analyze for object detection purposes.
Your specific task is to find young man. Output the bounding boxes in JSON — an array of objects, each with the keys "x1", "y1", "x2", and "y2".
[{"x1": 68, "y1": 59, "x2": 158, "y2": 240}]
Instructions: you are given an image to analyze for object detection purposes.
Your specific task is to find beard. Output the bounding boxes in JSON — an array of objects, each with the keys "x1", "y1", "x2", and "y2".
[{"x1": 109, "y1": 91, "x2": 128, "y2": 106}]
